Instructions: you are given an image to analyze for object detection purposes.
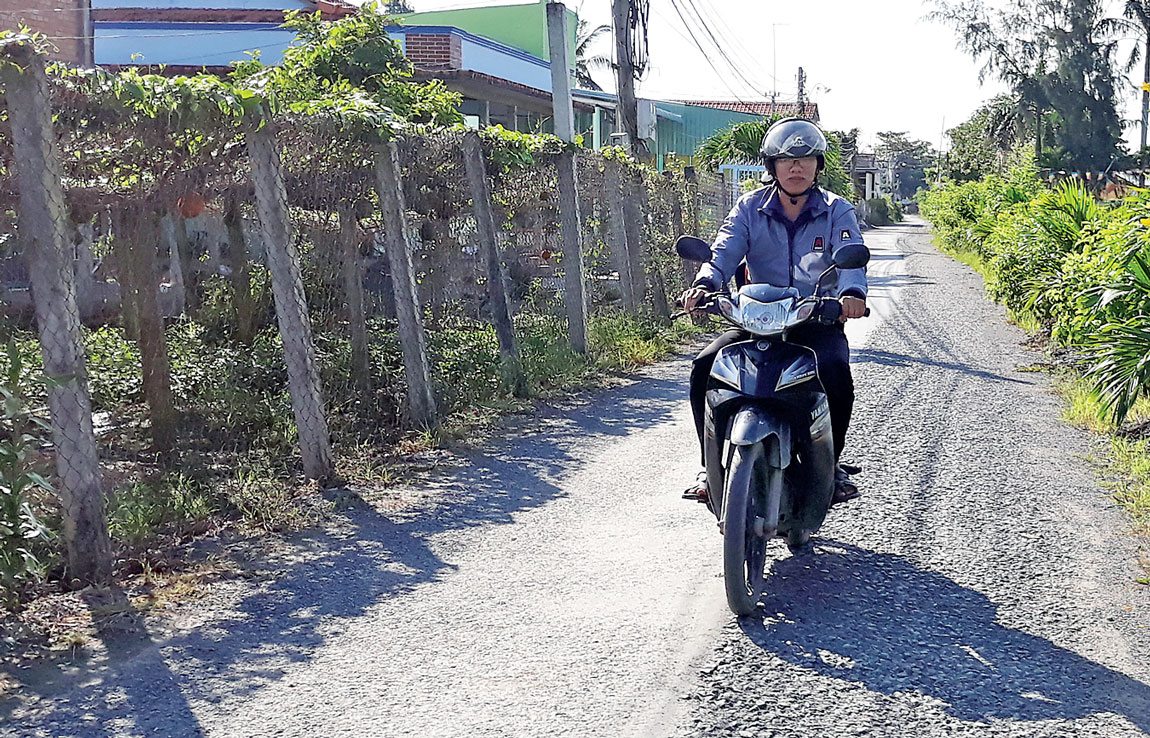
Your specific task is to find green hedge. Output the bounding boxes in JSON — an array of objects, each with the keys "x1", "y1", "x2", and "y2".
[{"x1": 919, "y1": 163, "x2": 1150, "y2": 423}]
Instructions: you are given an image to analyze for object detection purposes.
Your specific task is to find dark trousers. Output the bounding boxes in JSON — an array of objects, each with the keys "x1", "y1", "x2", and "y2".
[{"x1": 689, "y1": 325, "x2": 855, "y2": 465}]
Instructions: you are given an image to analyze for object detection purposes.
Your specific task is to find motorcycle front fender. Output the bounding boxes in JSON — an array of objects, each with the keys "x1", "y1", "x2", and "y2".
[{"x1": 728, "y1": 405, "x2": 791, "y2": 468}]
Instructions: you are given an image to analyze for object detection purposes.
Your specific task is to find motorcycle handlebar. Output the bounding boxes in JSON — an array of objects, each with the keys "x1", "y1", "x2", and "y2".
[{"x1": 674, "y1": 294, "x2": 870, "y2": 324}]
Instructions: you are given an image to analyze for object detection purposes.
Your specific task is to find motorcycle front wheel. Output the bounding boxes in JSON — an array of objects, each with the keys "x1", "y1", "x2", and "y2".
[{"x1": 722, "y1": 440, "x2": 779, "y2": 616}]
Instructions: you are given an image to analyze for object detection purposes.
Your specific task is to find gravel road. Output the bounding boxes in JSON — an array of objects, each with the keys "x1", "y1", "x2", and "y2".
[
  {"x1": 4, "y1": 219, "x2": 1149, "y2": 738},
  {"x1": 681, "y1": 219, "x2": 1150, "y2": 738}
]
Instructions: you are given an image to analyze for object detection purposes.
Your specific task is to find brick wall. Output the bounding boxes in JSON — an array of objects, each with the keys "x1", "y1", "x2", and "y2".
[
  {"x1": 404, "y1": 33, "x2": 461, "y2": 71},
  {"x1": 0, "y1": 0, "x2": 88, "y2": 65}
]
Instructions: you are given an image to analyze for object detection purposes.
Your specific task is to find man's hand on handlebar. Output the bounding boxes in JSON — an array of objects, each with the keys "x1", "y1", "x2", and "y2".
[
  {"x1": 840, "y1": 295, "x2": 866, "y2": 321},
  {"x1": 680, "y1": 286, "x2": 710, "y2": 313}
]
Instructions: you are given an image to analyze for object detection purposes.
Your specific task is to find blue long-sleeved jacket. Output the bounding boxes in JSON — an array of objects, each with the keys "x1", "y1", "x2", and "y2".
[{"x1": 694, "y1": 186, "x2": 868, "y2": 299}]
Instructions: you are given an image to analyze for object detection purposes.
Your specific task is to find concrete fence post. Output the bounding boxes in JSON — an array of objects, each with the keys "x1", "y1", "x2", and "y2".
[
  {"x1": 118, "y1": 203, "x2": 178, "y2": 452},
  {"x1": 621, "y1": 168, "x2": 648, "y2": 309},
  {"x1": 604, "y1": 161, "x2": 638, "y2": 314},
  {"x1": 460, "y1": 131, "x2": 527, "y2": 396},
  {"x1": 373, "y1": 140, "x2": 437, "y2": 429},
  {"x1": 0, "y1": 42, "x2": 112, "y2": 584},
  {"x1": 338, "y1": 206, "x2": 371, "y2": 395},
  {"x1": 247, "y1": 121, "x2": 333, "y2": 481},
  {"x1": 223, "y1": 196, "x2": 256, "y2": 345},
  {"x1": 160, "y1": 214, "x2": 187, "y2": 317},
  {"x1": 555, "y1": 150, "x2": 588, "y2": 354}
]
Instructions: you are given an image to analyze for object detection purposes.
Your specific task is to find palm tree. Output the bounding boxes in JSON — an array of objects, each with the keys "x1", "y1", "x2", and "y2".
[{"x1": 575, "y1": 18, "x2": 612, "y2": 91}]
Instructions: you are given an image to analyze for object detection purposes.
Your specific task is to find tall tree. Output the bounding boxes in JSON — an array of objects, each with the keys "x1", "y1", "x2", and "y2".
[
  {"x1": 928, "y1": 0, "x2": 1124, "y2": 172},
  {"x1": 944, "y1": 95, "x2": 1027, "y2": 181},
  {"x1": 1118, "y1": 1, "x2": 1150, "y2": 183},
  {"x1": 875, "y1": 131, "x2": 938, "y2": 197}
]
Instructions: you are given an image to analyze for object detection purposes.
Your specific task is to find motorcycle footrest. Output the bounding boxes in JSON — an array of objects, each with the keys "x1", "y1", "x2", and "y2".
[{"x1": 681, "y1": 490, "x2": 709, "y2": 503}]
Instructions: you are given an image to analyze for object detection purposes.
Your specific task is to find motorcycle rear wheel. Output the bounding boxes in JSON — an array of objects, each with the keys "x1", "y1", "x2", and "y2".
[{"x1": 722, "y1": 441, "x2": 776, "y2": 616}]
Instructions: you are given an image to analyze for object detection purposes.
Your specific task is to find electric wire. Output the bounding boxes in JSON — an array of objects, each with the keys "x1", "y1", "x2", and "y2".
[
  {"x1": 678, "y1": 0, "x2": 772, "y2": 98},
  {"x1": 666, "y1": 0, "x2": 764, "y2": 102},
  {"x1": 691, "y1": 0, "x2": 783, "y2": 88},
  {"x1": 663, "y1": 0, "x2": 755, "y2": 105},
  {"x1": 673, "y1": 0, "x2": 771, "y2": 100}
]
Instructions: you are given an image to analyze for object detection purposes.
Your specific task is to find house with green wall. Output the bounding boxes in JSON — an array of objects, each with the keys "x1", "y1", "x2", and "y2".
[
  {"x1": 395, "y1": 0, "x2": 576, "y2": 69},
  {"x1": 386, "y1": 1, "x2": 818, "y2": 169}
]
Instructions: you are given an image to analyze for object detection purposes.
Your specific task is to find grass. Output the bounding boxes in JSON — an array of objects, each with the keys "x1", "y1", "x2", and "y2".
[
  {"x1": 1007, "y1": 309, "x2": 1044, "y2": 334},
  {"x1": 107, "y1": 473, "x2": 221, "y2": 546},
  {"x1": 945, "y1": 245, "x2": 992, "y2": 279},
  {"x1": 1055, "y1": 372, "x2": 1150, "y2": 533},
  {"x1": 1110, "y1": 438, "x2": 1150, "y2": 535}
]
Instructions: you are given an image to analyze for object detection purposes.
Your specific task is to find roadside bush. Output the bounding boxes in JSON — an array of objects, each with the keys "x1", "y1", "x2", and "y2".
[
  {"x1": 920, "y1": 161, "x2": 1150, "y2": 424},
  {"x1": 0, "y1": 343, "x2": 55, "y2": 607},
  {"x1": 865, "y1": 198, "x2": 893, "y2": 226}
]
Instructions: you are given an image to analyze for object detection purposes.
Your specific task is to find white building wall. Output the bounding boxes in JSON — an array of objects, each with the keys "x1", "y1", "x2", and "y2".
[
  {"x1": 95, "y1": 22, "x2": 296, "y2": 65},
  {"x1": 459, "y1": 36, "x2": 552, "y2": 92},
  {"x1": 93, "y1": 0, "x2": 308, "y2": 8},
  {"x1": 387, "y1": 28, "x2": 555, "y2": 94}
]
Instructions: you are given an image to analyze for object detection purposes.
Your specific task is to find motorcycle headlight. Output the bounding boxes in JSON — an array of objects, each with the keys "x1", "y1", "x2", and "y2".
[{"x1": 737, "y1": 299, "x2": 791, "y2": 335}]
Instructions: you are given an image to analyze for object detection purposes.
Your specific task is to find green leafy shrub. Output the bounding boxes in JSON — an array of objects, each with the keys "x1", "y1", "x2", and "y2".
[
  {"x1": 865, "y1": 198, "x2": 893, "y2": 226},
  {"x1": 84, "y1": 327, "x2": 143, "y2": 410},
  {"x1": 921, "y1": 159, "x2": 1150, "y2": 425},
  {"x1": 0, "y1": 343, "x2": 54, "y2": 607}
]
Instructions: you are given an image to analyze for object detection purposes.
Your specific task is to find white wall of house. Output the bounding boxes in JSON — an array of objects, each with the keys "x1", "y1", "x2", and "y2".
[
  {"x1": 389, "y1": 27, "x2": 554, "y2": 94},
  {"x1": 459, "y1": 34, "x2": 552, "y2": 92},
  {"x1": 93, "y1": 0, "x2": 308, "y2": 8},
  {"x1": 95, "y1": 22, "x2": 296, "y2": 65}
]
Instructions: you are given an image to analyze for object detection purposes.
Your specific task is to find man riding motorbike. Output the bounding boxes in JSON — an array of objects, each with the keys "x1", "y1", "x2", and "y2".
[{"x1": 680, "y1": 117, "x2": 868, "y2": 505}]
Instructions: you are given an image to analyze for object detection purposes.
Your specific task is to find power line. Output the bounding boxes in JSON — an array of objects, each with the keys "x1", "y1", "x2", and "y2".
[
  {"x1": 669, "y1": 0, "x2": 771, "y2": 100},
  {"x1": 677, "y1": 0, "x2": 767, "y2": 94},
  {"x1": 163, "y1": 40, "x2": 292, "y2": 65},
  {"x1": 663, "y1": 0, "x2": 754, "y2": 104},
  {"x1": 691, "y1": 0, "x2": 781, "y2": 87}
]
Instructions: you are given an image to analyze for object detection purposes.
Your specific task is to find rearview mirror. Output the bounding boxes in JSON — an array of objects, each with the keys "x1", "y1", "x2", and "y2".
[
  {"x1": 675, "y1": 235, "x2": 711, "y2": 262},
  {"x1": 833, "y1": 243, "x2": 870, "y2": 270}
]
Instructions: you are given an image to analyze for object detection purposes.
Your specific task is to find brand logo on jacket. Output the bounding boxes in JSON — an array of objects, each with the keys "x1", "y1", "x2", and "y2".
[
  {"x1": 813, "y1": 237, "x2": 824, "y2": 252},
  {"x1": 842, "y1": 230, "x2": 852, "y2": 241}
]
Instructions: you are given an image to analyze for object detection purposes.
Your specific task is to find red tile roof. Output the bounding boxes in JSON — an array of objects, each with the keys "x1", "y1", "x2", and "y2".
[{"x1": 674, "y1": 100, "x2": 820, "y2": 121}]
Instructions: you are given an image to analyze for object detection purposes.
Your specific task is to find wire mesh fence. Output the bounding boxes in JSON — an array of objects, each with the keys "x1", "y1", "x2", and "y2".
[{"x1": 0, "y1": 46, "x2": 720, "y2": 581}]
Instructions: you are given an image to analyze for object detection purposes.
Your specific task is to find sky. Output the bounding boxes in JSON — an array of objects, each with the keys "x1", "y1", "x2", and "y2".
[{"x1": 393, "y1": 0, "x2": 1148, "y2": 152}]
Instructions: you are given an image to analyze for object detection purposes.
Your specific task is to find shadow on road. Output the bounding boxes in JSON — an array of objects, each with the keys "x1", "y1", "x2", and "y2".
[
  {"x1": 851, "y1": 348, "x2": 1031, "y2": 385},
  {"x1": 741, "y1": 541, "x2": 1150, "y2": 730},
  {"x1": 865, "y1": 273, "x2": 936, "y2": 290},
  {"x1": 5, "y1": 370, "x2": 688, "y2": 736}
]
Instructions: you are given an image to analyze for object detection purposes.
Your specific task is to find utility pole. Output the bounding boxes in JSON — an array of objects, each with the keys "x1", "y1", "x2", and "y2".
[
  {"x1": 771, "y1": 23, "x2": 781, "y2": 105},
  {"x1": 547, "y1": 2, "x2": 576, "y2": 143},
  {"x1": 612, "y1": 0, "x2": 641, "y2": 158},
  {"x1": 796, "y1": 67, "x2": 806, "y2": 106}
]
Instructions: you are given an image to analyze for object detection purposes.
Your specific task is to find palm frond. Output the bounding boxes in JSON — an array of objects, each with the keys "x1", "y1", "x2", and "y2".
[{"x1": 1087, "y1": 315, "x2": 1150, "y2": 423}]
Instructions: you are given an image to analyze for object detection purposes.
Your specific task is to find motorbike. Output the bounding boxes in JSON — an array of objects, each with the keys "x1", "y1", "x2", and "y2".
[{"x1": 674, "y1": 234, "x2": 870, "y2": 616}]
